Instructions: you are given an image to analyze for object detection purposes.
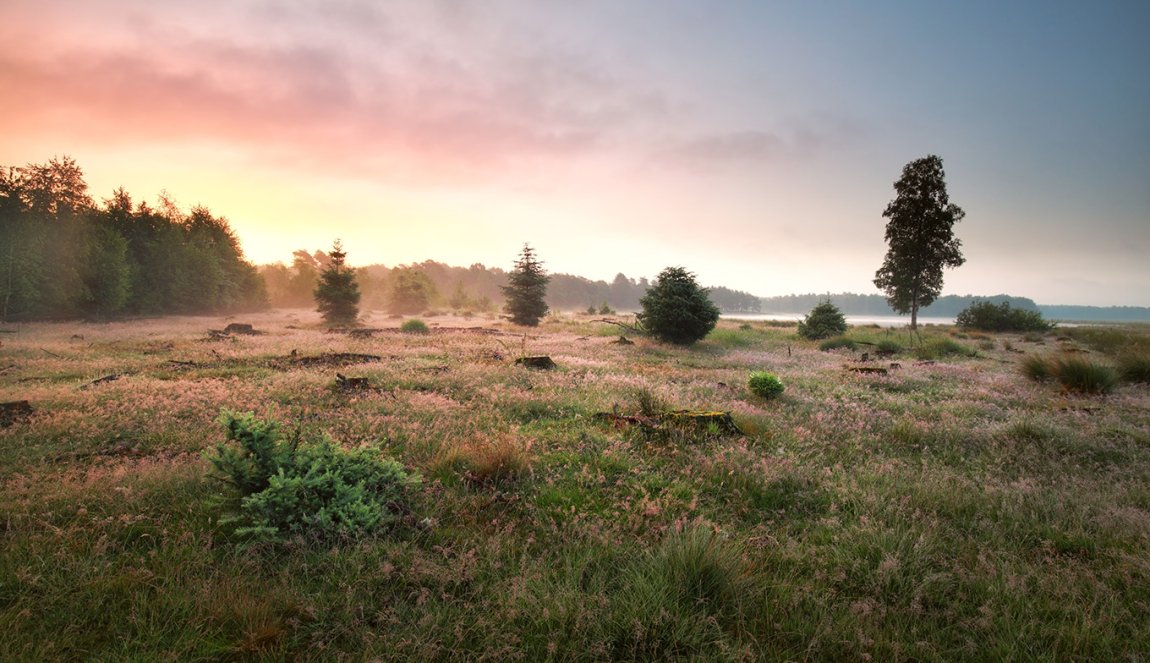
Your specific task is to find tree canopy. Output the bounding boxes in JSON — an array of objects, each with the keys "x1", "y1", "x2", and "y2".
[
  {"x1": 501, "y1": 244, "x2": 549, "y2": 326},
  {"x1": 873, "y1": 155, "x2": 965, "y2": 330},
  {"x1": 1, "y1": 157, "x2": 266, "y2": 321},
  {"x1": 638, "y1": 266, "x2": 720, "y2": 345},
  {"x1": 314, "y1": 241, "x2": 360, "y2": 326}
]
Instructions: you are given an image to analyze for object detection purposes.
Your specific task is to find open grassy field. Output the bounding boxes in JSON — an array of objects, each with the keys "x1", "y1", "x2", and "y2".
[{"x1": 2, "y1": 311, "x2": 1148, "y2": 661}]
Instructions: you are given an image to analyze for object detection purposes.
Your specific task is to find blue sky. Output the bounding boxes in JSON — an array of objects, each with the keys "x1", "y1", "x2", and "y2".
[{"x1": 1, "y1": 0, "x2": 1147, "y2": 305}]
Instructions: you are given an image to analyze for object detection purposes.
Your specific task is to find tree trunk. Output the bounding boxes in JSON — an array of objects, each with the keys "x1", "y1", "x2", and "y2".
[{"x1": 910, "y1": 301, "x2": 918, "y2": 331}]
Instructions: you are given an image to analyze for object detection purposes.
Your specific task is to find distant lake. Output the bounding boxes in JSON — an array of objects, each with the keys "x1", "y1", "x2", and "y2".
[{"x1": 722, "y1": 313, "x2": 957, "y2": 328}]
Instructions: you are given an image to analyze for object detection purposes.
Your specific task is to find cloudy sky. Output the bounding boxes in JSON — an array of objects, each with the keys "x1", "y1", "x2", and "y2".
[{"x1": 2, "y1": 1, "x2": 1147, "y2": 306}]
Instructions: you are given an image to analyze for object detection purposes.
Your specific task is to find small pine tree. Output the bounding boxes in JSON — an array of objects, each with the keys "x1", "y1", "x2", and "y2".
[
  {"x1": 797, "y1": 298, "x2": 848, "y2": 340},
  {"x1": 314, "y1": 240, "x2": 360, "y2": 326},
  {"x1": 638, "y1": 266, "x2": 720, "y2": 345},
  {"x1": 501, "y1": 244, "x2": 549, "y2": 326}
]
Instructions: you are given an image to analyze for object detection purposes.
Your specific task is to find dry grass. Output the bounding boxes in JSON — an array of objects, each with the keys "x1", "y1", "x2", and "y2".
[{"x1": 1, "y1": 311, "x2": 1148, "y2": 660}]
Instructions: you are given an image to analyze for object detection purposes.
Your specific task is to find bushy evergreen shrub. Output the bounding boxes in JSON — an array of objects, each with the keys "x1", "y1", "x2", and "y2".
[
  {"x1": 956, "y1": 300, "x2": 1053, "y2": 332},
  {"x1": 748, "y1": 372, "x2": 784, "y2": 399},
  {"x1": 206, "y1": 410, "x2": 419, "y2": 540},
  {"x1": 400, "y1": 318, "x2": 430, "y2": 334},
  {"x1": 637, "y1": 267, "x2": 720, "y2": 345},
  {"x1": 797, "y1": 299, "x2": 847, "y2": 340}
]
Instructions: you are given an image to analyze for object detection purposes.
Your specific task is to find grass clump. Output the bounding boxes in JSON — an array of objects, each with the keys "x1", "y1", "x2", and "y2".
[
  {"x1": 1118, "y1": 354, "x2": 1150, "y2": 383},
  {"x1": 400, "y1": 318, "x2": 430, "y2": 334},
  {"x1": 819, "y1": 336, "x2": 856, "y2": 351},
  {"x1": 1020, "y1": 355, "x2": 1119, "y2": 394},
  {"x1": 915, "y1": 337, "x2": 976, "y2": 360},
  {"x1": 748, "y1": 371, "x2": 785, "y2": 399},
  {"x1": 206, "y1": 410, "x2": 420, "y2": 541}
]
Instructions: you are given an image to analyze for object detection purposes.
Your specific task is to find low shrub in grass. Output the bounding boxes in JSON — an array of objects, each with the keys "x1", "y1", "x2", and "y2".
[
  {"x1": 915, "y1": 337, "x2": 976, "y2": 360},
  {"x1": 1020, "y1": 355, "x2": 1118, "y2": 394},
  {"x1": 1118, "y1": 354, "x2": 1150, "y2": 383},
  {"x1": 1052, "y1": 356, "x2": 1118, "y2": 394},
  {"x1": 797, "y1": 299, "x2": 847, "y2": 340},
  {"x1": 819, "y1": 336, "x2": 856, "y2": 351},
  {"x1": 747, "y1": 371, "x2": 785, "y2": 399},
  {"x1": 956, "y1": 300, "x2": 1054, "y2": 332},
  {"x1": 206, "y1": 410, "x2": 420, "y2": 540},
  {"x1": 400, "y1": 318, "x2": 430, "y2": 334},
  {"x1": 1020, "y1": 354, "x2": 1053, "y2": 382},
  {"x1": 876, "y1": 339, "x2": 903, "y2": 354}
]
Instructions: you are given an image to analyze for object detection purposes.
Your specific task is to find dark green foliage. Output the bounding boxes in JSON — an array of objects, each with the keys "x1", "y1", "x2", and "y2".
[
  {"x1": 957, "y1": 300, "x2": 1053, "y2": 332},
  {"x1": 873, "y1": 155, "x2": 966, "y2": 330},
  {"x1": 748, "y1": 371, "x2": 785, "y2": 399},
  {"x1": 0, "y1": 158, "x2": 267, "y2": 321},
  {"x1": 501, "y1": 244, "x2": 549, "y2": 326},
  {"x1": 206, "y1": 410, "x2": 419, "y2": 540},
  {"x1": 637, "y1": 266, "x2": 720, "y2": 345},
  {"x1": 400, "y1": 318, "x2": 430, "y2": 334},
  {"x1": 314, "y1": 241, "x2": 361, "y2": 326},
  {"x1": 388, "y1": 267, "x2": 436, "y2": 314},
  {"x1": 797, "y1": 298, "x2": 848, "y2": 340}
]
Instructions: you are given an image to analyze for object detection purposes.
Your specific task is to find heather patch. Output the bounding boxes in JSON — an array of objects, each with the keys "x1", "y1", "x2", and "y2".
[{"x1": 2, "y1": 315, "x2": 1149, "y2": 659}]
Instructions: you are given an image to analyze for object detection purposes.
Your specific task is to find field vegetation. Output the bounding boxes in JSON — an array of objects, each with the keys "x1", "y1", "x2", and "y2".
[{"x1": 1, "y1": 312, "x2": 1148, "y2": 660}]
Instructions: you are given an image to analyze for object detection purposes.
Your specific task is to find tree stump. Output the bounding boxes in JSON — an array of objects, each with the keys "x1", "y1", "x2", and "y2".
[
  {"x1": 515, "y1": 356, "x2": 556, "y2": 370},
  {"x1": 223, "y1": 323, "x2": 258, "y2": 335},
  {"x1": 845, "y1": 365, "x2": 888, "y2": 375},
  {"x1": 663, "y1": 410, "x2": 744, "y2": 435},
  {"x1": 1, "y1": 400, "x2": 34, "y2": 427}
]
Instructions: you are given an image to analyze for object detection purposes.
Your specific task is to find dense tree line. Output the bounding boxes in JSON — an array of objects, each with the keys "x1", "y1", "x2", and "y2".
[
  {"x1": 261, "y1": 255, "x2": 761, "y2": 315},
  {"x1": 758, "y1": 293, "x2": 1042, "y2": 317},
  {"x1": 0, "y1": 157, "x2": 267, "y2": 321}
]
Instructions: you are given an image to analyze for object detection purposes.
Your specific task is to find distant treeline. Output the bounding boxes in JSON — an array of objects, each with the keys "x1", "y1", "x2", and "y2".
[
  {"x1": 760, "y1": 293, "x2": 1150, "y2": 322},
  {"x1": 760, "y1": 293, "x2": 1039, "y2": 317},
  {"x1": 261, "y1": 256, "x2": 762, "y2": 314},
  {"x1": 1, "y1": 158, "x2": 267, "y2": 321}
]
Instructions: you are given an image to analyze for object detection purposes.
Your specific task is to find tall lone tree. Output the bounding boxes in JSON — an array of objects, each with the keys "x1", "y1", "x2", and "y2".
[
  {"x1": 501, "y1": 243, "x2": 549, "y2": 326},
  {"x1": 873, "y1": 155, "x2": 965, "y2": 331},
  {"x1": 314, "y1": 240, "x2": 360, "y2": 326}
]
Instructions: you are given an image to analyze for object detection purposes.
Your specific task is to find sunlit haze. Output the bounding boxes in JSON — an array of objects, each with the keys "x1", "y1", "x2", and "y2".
[{"x1": 2, "y1": 1, "x2": 1147, "y2": 305}]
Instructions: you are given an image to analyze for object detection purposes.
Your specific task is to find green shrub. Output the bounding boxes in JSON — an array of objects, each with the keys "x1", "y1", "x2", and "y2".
[
  {"x1": 1118, "y1": 354, "x2": 1150, "y2": 383},
  {"x1": 797, "y1": 299, "x2": 847, "y2": 340},
  {"x1": 206, "y1": 410, "x2": 419, "y2": 541},
  {"x1": 819, "y1": 336, "x2": 856, "y2": 352},
  {"x1": 1052, "y1": 357, "x2": 1118, "y2": 395},
  {"x1": 956, "y1": 300, "x2": 1053, "y2": 332},
  {"x1": 400, "y1": 318, "x2": 430, "y2": 334},
  {"x1": 637, "y1": 267, "x2": 720, "y2": 345},
  {"x1": 748, "y1": 371, "x2": 784, "y2": 399}
]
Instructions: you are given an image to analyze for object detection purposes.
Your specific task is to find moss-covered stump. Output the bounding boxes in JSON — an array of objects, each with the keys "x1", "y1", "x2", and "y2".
[{"x1": 663, "y1": 410, "x2": 743, "y2": 435}]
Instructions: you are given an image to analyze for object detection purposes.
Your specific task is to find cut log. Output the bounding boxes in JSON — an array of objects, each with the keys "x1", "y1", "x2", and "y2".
[
  {"x1": 845, "y1": 365, "x2": 888, "y2": 375},
  {"x1": 289, "y1": 352, "x2": 383, "y2": 367},
  {"x1": 610, "y1": 336, "x2": 634, "y2": 345},
  {"x1": 515, "y1": 356, "x2": 556, "y2": 370},
  {"x1": 1, "y1": 400, "x2": 34, "y2": 427},
  {"x1": 663, "y1": 410, "x2": 744, "y2": 435},
  {"x1": 223, "y1": 323, "x2": 258, "y2": 335}
]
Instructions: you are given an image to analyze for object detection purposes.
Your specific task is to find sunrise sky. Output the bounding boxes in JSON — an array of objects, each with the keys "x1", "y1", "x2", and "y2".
[{"x1": 2, "y1": 1, "x2": 1147, "y2": 306}]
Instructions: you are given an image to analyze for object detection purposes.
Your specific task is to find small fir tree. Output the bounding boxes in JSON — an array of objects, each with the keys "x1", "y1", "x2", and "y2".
[
  {"x1": 501, "y1": 244, "x2": 549, "y2": 326},
  {"x1": 314, "y1": 240, "x2": 360, "y2": 326},
  {"x1": 797, "y1": 298, "x2": 848, "y2": 340},
  {"x1": 638, "y1": 266, "x2": 720, "y2": 345}
]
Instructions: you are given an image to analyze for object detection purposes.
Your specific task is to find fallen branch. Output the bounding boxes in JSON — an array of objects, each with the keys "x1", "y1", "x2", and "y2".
[
  {"x1": 845, "y1": 365, "x2": 888, "y2": 375},
  {"x1": 40, "y1": 347, "x2": 63, "y2": 358},
  {"x1": 81, "y1": 374, "x2": 123, "y2": 390}
]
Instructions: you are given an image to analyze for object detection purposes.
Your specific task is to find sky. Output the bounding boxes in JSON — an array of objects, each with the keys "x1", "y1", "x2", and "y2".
[{"x1": 2, "y1": 1, "x2": 1147, "y2": 306}]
